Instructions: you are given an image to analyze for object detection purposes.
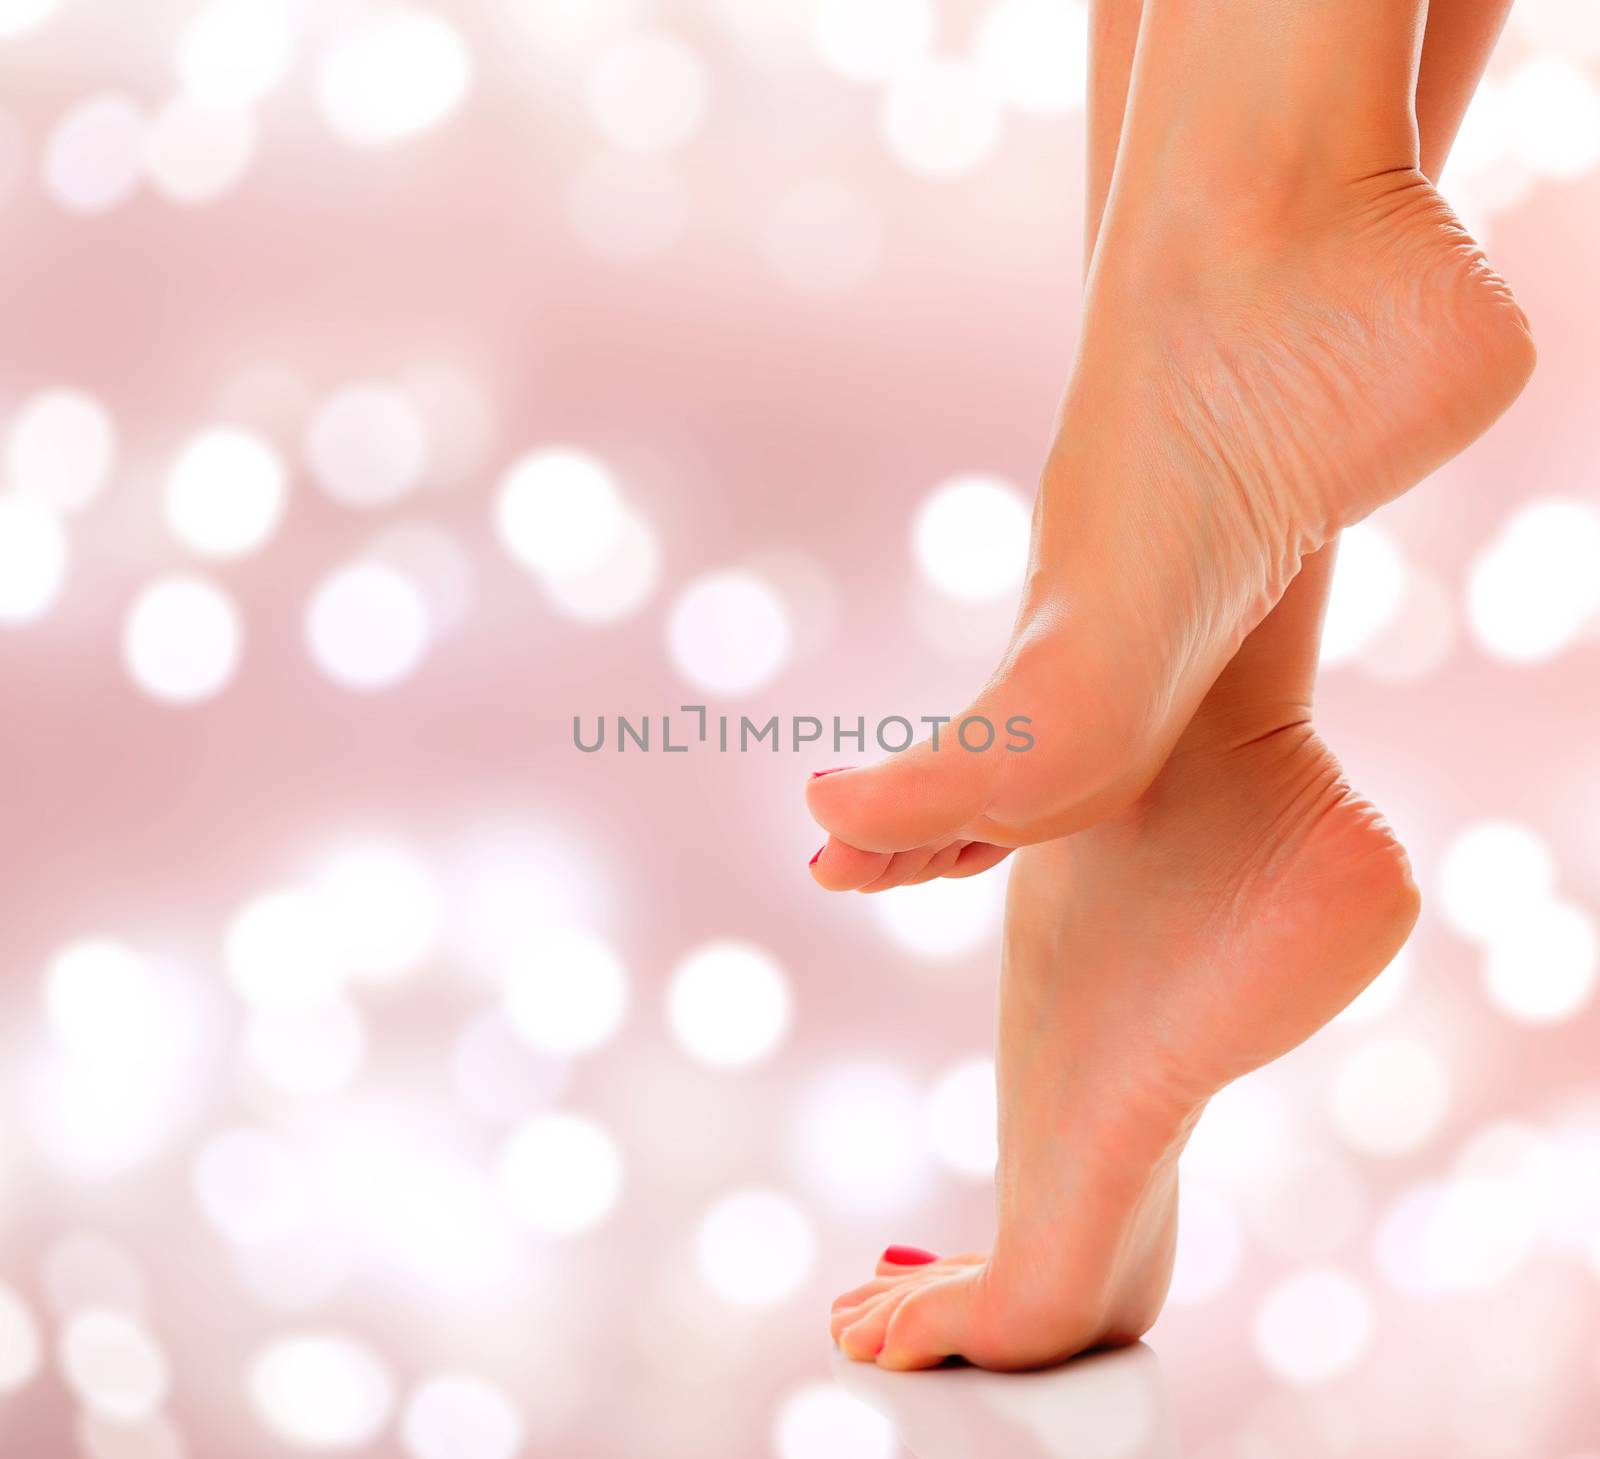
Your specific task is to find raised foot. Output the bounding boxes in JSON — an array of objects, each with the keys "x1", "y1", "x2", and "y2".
[{"x1": 807, "y1": 171, "x2": 1533, "y2": 890}]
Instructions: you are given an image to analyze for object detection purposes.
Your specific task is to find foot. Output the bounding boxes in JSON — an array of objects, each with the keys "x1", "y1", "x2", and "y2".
[
  {"x1": 827, "y1": 705, "x2": 1420, "y2": 1369},
  {"x1": 808, "y1": 168, "x2": 1532, "y2": 891}
]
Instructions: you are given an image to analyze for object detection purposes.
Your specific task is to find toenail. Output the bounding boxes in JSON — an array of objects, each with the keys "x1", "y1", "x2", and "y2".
[
  {"x1": 810, "y1": 845, "x2": 825, "y2": 867},
  {"x1": 809, "y1": 767, "x2": 853, "y2": 779},
  {"x1": 882, "y1": 1244, "x2": 939, "y2": 1266}
]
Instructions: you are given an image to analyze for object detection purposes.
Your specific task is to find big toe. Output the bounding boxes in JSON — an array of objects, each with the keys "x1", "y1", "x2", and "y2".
[{"x1": 805, "y1": 744, "x2": 995, "y2": 856}]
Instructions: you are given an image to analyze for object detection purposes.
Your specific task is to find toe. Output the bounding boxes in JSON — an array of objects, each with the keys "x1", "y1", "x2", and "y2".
[
  {"x1": 840, "y1": 1287, "x2": 918, "y2": 1361},
  {"x1": 858, "y1": 843, "x2": 951, "y2": 893},
  {"x1": 904, "y1": 841, "x2": 970, "y2": 885},
  {"x1": 877, "y1": 1273, "x2": 977, "y2": 1371},
  {"x1": 945, "y1": 842, "x2": 1014, "y2": 879},
  {"x1": 805, "y1": 741, "x2": 995, "y2": 855},
  {"x1": 810, "y1": 837, "x2": 893, "y2": 891}
]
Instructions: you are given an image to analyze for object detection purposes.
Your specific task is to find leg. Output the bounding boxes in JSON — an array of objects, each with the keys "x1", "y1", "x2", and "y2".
[
  {"x1": 807, "y1": 0, "x2": 1533, "y2": 888},
  {"x1": 828, "y1": 0, "x2": 1516, "y2": 1371}
]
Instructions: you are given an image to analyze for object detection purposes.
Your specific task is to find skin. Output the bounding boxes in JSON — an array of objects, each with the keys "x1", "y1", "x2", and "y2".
[{"x1": 826, "y1": 0, "x2": 1524, "y2": 1372}]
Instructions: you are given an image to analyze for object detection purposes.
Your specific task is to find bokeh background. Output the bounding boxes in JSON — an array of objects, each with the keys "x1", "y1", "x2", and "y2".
[{"x1": 0, "y1": 1, "x2": 1598, "y2": 1456}]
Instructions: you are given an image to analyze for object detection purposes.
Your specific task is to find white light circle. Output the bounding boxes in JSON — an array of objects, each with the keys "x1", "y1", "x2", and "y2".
[
  {"x1": 1330, "y1": 1036, "x2": 1450, "y2": 1157},
  {"x1": 1437, "y1": 820, "x2": 1558, "y2": 944},
  {"x1": 306, "y1": 561, "x2": 430, "y2": 690},
  {"x1": 58, "y1": 1310, "x2": 170, "y2": 1422},
  {"x1": 774, "y1": 1383, "x2": 895, "y2": 1459},
  {"x1": 311, "y1": 837, "x2": 442, "y2": 983},
  {"x1": 317, "y1": 9, "x2": 473, "y2": 148},
  {"x1": 540, "y1": 508, "x2": 660, "y2": 624},
  {"x1": 504, "y1": 928, "x2": 630, "y2": 1056},
  {"x1": 165, "y1": 427, "x2": 286, "y2": 558},
  {"x1": 192, "y1": 1128, "x2": 312, "y2": 1247},
  {"x1": 1503, "y1": 57, "x2": 1600, "y2": 179},
  {"x1": 245, "y1": 1000, "x2": 367, "y2": 1096},
  {"x1": 813, "y1": 0, "x2": 934, "y2": 83},
  {"x1": 495, "y1": 447, "x2": 626, "y2": 581},
  {"x1": 1252, "y1": 1268, "x2": 1373, "y2": 1387},
  {"x1": 881, "y1": 59, "x2": 1003, "y2": 179},
  {"x1": 913, "y1": 474, "x2": 1030, "y2": 601},
  {"x1": 402, "y1": 1375, "x2": 523, "y2": 1459},
  {"x1": 695, "y1": 1189, "x2": 816, "y2": 1307},
  {"x1": 8, "y1": 389, "x2": 116, "y2": 514},
  {"x1": 1483, "y1": 899, "x2": 1598, "y2": 1024},
  {"x1": 790, "y1": 1063, "x2": 930, "y2": 1217},
  {"x1": 921, "y1": 1056, "x2": 998, "y2": 1179},
  {"x1": 499, "y1": 1113, "x2": 624, "y2": 1236},
  {"x1": 122, "y1": 574, "x2": 242, "y2": 703},
  {"x1": 43, "y1": 94, "x2": 146, "y2": 214},
  {"x1": 586, "y1": 32, "x2": 710, "y2": 154},
  {"x1": 666, "y1": 939, "x2": 792, "y2": 1070},
  {"x1": 875, "y1": 872, "x2": 1006, "y2": 961},
  {"x1": 143, "y1": 94, "x2": 258, "y2": 203},
  {"x1": 1321, "y1": 523, "x2": 1409, "y2": 666},
  {"x1": 762, "y1": 178, "x2": 882, "y2": 295},
  {"x1": 369, "y1": 525, "x2": 477, "y2": 633},
  {"x1": 667, "y1": 570, "x2": 794, "y2": 694},
  {"x1": 249, "y1": 1334, "x2": 396, "y2": 1450},
  {"x1": 0, "y1": 0, "x2": 63, "y2": 41},
  {"x1": 0, "y1": 1285, "x2": 41, "y2": 1392},
  {"x1": 1467, "y1": 498, "x2": 1600, "y2": 663},
  {"x1": 224, "y1": 889, "x2": 346, "y2": 1010},
  {"x1": 177, "y1": 0, "x2": 297, "y2": 108},
  {"x1": 0, "y1": 493, "x2": 68, "y2": 624},
  {"x1": 975, "y1": 0, "x2": 1089, "y2": 116},
  {"x1": 307, "y1": 384, "x2": 429, "y2": 509},
  {"x1": 44, "y1": 940, "x2": 162, "y2": 1055}
]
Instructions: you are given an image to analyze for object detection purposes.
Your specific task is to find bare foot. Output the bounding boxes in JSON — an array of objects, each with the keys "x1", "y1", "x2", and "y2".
[
  {"x1": 808, "y1": 169, "x2": 1532, "y2": 891},
  {"x1": 827, "y1": 702, "x2": 1419, "y2": 1369}
]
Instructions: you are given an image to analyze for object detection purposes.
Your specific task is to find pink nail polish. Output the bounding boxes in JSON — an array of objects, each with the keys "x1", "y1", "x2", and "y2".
[
  {"x1": 810, "y1": 845, "x2": 824, "y2": 867},
  {"x1": 882, "y1": 1244, "x2": 939, "y2": 1266},
  {"x1": 810, "y1": 767, "x2": 853, "y2": 779}
]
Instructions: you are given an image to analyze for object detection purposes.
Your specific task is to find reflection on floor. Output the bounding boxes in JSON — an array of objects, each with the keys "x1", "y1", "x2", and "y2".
[{"x1": 831, "y1": 1343, "x2": 1181, "y2": 1459}]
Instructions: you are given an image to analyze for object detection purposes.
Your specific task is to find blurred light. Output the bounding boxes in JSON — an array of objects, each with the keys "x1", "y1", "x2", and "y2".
[
  {"x1": 401, "y1": 1375, "x2": 523, "y2": 1459},
  {"x1": 43, "y1": 93, "x2": 146, "y2": 214},
  {"x1": 975, "y1": 0, "x2": 1089, "y2": 116},
  {"x1": 177, "y1": 0, "x2": 296, "y2": 108},
  {"x1": 1373, "y1": 1181, "x2": 1445, "y2": 1296},
  {"x1": 249, "y1": 1334, "x2": 396, "y2": 1449},
  {"x1": 1437, "y1": 819, "x2": 1558, "y2": 943},
  {"x1": 1359, "y1": 568, "x2": 1456, "y2": 682},
  {"x1": 0, "y1": 0, "x2": 62, "y2": 40},
  {"x1": 122, "y1": 574, "x2": 243, "y2": 703},
  {"x1": 1252, "y1": 1268, "x2": 1373, "y2": 1387},
  {"x1": 695, "y1": 1188, "x2": 816, "y2": 1306},
  {"x1": 307, "y1": 384, "x2": 429, "y2": 509},
  {"x1": 567, "y1": 152, "x2": 689, "y2": 259},
  {"x1": 790, "y1": 1063, "x2": 931, "y2": 1216},
  {"x1": 1448, "y1": 80, "x2": 1512, "y2": 184},
  {"x1": 587, "y1": 32, "x2": 710, "y2": 154},
  {"x1": 813, "y1": 0, "x2": 935, "y2": 83},
  {"x1": 667, "y1": 570, "x2": 794, "y2": 695},
  {"x1": 311, "y1": 836, "x2": 442, "y2": 983},
  {"x1": 1321, "y1": 523, "x2": 1408, "y2": 666},
  {"x1": 45, "y1": 939, "x2": 164, "y2": 1054},
  {"x1": 0, "y1": 1285, "x2": 41, "y2": 1392},
  {"x1": 77, "y1": 1413, "x2": 187, "y2": 1459},
  {"x1": 144, "y1": 94, "x2": 258, "y2": 203},
  {"x1": 451, "y1": 1010, "x2": 571, "y2": 1124},
  {"x1": 165, "y1": 427, "x2": 287, "y2": 558},
  {"x1": 921, "y1": 1056, "x2": 997, "y2": 1179},
  {"x1": 8, "y1": 389, "x2": 115, "y2": 514},
  {"x1": 42, "y1": 1234, "x2": 149, "y2": 1320},
  {"x1": 306, "y1": 561, "x2": 431, "y2": 690},
  {"x1": 541, "y1": 508, "x2": 660, "y2": 624},
  {"x1": 666, "y1": 939, "x2": 792, "y2": 1069},
  {"x1": 245, "y1": 999, "x2": 367, "y2": 1096},
  {"x1": 881, "y1": 59, "x2": 1003, "y2": 179},
  {"x1": 773, "y1": 1383, "x2": 895, "y2": 1459},
  {"x1": 762, "y1": 178, "x2": 882, "y2": 295},
  {"x1": 1503, "y1": 57, "x2": 1600, "y2": 179},
  {"x1": 504, "y1": 927, "x2": 630, "y2": 1057},
  {"x1": 1243, "y1": 1147, "x2": 1369, "y2": 1261},
  {"x1": 193, "y1": 1128, "x2": 313, "y2": 1248},
  {"x1": 496, "y1": 448, "x2": 626, "y2": 579},
  {"x1": 1336, "y1": 941, "x2": 1413, "y2": 1025},
  {"x1": 1167, "y1": 1181, "x2": 1243, "y2": 1306},
  {"x1": 224, "y1": 889, "x2": 346, "y2": 1009},
  {"x1": 509, "y1": 0, "x2": 640, "y2": 55},
  {"x1": 1467, "y1": 498, "x2": 1600, "y2": 663},
  {"x1": 317, "y1": 9, "x2": 473, "y2": 148},
  {"x1": 913, "y1": 474, "x2": 1030, "y2": 601},
  {"x1": 1421, "y1": 1174, "x2": 1540, "y2": 1292},
  {"x1": 1184, "y1": 1078, "x2": 1298, "y2": 1192},
  {"x1": 875, "y1": 873, "x2": 1005, "y2": 961},
  {"x1": 1330, "y1": 1035, "x2": 1450, "y2": 1157},
  {"x1": 59, "y1": 1309, "x2": 170, "y2": 1422},
  {"x1": 499, "y1": 1112, "x2": 624, "y2": 1236},
  {"x1": 369, "y1": 525, "x2": 476, "y2": 633},
  {"x1": 0, "y1": 494, "x2": 68, "y2": 623},
  {"x1": 448, "y1": 824, "x2": 610, "y2": 967},
  {"x1": 1482, "y1": 899, "x2": 1597, "y2": 1024},
  {"x1": 1514, "y1": 0, "x2": 1600, "y2": 56}
]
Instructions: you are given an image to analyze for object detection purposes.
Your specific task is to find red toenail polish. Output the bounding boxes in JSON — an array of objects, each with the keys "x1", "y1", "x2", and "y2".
[
  {"x1": 810, "y1": 845, "x2": 824, "y2": 867},
  {"x1": 883, "y1": 1244, "x2": 938, "y2": 1266},
  {"x1": 810, "y1": 767, "x2": 853, "y2": 779}
]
